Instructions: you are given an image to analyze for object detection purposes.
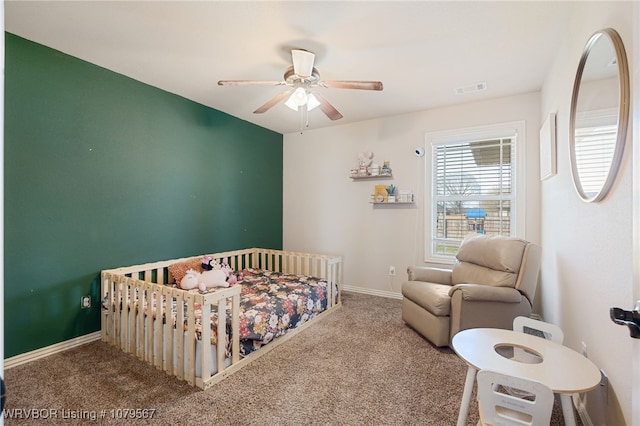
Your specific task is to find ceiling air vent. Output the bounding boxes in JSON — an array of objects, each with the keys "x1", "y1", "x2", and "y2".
[{"x1": 454, "y1": 82, "x2": 487, "y2": 95}]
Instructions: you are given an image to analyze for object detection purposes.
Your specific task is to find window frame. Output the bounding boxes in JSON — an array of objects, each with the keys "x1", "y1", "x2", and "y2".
[{"x1": 423, "y1": 121, "x2": 526, "y2": 264}]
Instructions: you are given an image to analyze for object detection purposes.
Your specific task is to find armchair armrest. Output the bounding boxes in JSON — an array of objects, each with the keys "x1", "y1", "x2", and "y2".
[
  {"x1": 407, "y1": 266, "x2": 452, "y2": 285},
  {"x1": 448, "y1": 283, "x2": 523, "y2": 303},
  {"x1": 448, "y1": 283, "x2": 533, "y2": 343}
]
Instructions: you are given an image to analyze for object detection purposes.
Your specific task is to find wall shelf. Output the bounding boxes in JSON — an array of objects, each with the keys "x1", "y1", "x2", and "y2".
[
  {"x1": 350, "y1": 170, "x2": 393, "y2": 180},
  {"x1": 370, "y1": 201, "x2": 415, "y2": 205},
  {"x1": 370, "y1": 194, "x2": 414, "y2": 204}
]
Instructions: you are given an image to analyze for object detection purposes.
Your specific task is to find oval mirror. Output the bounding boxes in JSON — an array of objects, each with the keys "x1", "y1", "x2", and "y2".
[{"x1": 569, "y1": 28, "x2": 630, "y2": 202}]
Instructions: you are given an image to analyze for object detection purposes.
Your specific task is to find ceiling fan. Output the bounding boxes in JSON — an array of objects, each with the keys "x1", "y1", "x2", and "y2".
[{"x1": 218, "y1": 49, "x2": 383, "y2": 121}]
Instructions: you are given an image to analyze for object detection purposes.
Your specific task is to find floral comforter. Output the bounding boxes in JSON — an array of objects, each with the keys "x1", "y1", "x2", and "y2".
[{"x1": 190, "y1": 268, "x2": 331, "y2": 356}]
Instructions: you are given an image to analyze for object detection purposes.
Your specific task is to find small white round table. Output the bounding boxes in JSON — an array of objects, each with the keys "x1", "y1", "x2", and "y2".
[{"x1": 451, "y1": 327, "x2": 601, "y2": 426}]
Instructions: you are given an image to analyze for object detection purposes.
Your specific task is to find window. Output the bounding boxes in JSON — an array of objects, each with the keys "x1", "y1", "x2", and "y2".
[
  {"x1": 574, "y1": 124, "x2": 617, "y2": 194},
  {"x1": 573, "y1": 108, "x2": 618, "y2": 196},
  {"x1": 425, "y1": 122, "x2": 525, "y2": 262}
]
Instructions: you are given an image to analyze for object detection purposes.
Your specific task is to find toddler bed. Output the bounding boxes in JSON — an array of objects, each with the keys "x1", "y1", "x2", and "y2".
[{"x1": 101, "y1": 248, "x2": 342, "y2": 390}]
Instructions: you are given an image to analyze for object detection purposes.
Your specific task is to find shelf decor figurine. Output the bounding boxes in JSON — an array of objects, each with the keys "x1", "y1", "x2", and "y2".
[
  {"x1": 374, "y1": 184, "x2": 388, "y2": 202},
  {"x1": 398, "y1": 189, "x2": 413, "y2": 203},
  {"x1": 357, "y1": 151, "x2": 374, "y2": 176},
  {"x1": 386, "y1": 184, "x2": 397, "y2": 202},
  {"x1": 381, "y1": 160, "x2": 391, "y2": 176}
]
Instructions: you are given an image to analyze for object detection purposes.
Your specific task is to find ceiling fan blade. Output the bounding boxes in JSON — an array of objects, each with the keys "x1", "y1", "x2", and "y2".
[
  {"x1": 291, "y1": 49, "x2": 315, "y2": 78},
  {"x1": 218, "y1": 80, "x2": 284, "y2": 86},
  {"x1": 253, "y1": 90, "x2": 293, "y2": 114},
  {"x1": 312, "y1": 92, "x2": 343, "y2": 121},
  {"x1": 320, "y1": 80, "x2": 384, "y2": 91}
]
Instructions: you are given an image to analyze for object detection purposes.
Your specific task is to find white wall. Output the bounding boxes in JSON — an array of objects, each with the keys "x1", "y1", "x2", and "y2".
[
  {"x1": 283, "y1": 91, "x2": 541, "y2": 297},
  {"x1": 540, "y1": 2, "x2": 633, "y2": 424}
]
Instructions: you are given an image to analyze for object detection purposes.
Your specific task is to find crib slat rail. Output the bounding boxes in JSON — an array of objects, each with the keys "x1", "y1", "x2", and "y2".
[
  {"x1": 174, "y1": 290, "x2": 185, "y2": 382},
  {"x1": 161, "y1": 286, "x2": 174, "y2": 376},
  {"x1": 101, "y1": 248, "x2": 342, "y2": 390},
  {"x1": 184, "y1": 291, "x2": 196, "y2": 386}
]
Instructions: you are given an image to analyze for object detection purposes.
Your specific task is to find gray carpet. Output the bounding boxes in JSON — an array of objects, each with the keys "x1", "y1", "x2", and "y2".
[{"x1": 4, "y1": 292, "x2": 574, "y2": 425}]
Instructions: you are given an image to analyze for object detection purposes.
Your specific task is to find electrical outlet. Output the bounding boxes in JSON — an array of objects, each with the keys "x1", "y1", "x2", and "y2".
[
  {"x1": 388, "y1": 266, "x2": 396, "y2": 276},
  {"x1": 581, "y1": 341, "x2": 588, "y2": 357},
  {"x1": 81, "y1": 296, "x2": 91, "y2": 309}
]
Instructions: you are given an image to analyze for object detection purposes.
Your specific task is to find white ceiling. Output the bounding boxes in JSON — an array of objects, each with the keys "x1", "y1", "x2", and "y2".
[{"x1": 5, "y1": 1, "x2": 578, "y2": 135}]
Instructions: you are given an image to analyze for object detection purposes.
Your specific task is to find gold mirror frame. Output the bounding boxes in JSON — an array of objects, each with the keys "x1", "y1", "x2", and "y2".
[{"x1": 569, "y1": 28, "x2": 630, "y2": 202}]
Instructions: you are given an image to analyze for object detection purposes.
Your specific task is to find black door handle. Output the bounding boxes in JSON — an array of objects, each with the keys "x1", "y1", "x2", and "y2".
[{"x1": 610, "y1": 302, "x2": 640, "y2": 338}]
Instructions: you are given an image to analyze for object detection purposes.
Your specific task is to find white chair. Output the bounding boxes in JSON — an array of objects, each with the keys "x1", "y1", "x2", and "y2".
[
  {"x1": 512, "y1": 316, "x2": 575, "y2": 424},
  {"x1": 476, "y1": 369, "x2": 555, "y2": 426},
  {"x1": 513, "y1": 316, "x2": 564, "y2": 343},
  {"x1": 511, "y1": 316, "x2": 564, "y2": 364}
]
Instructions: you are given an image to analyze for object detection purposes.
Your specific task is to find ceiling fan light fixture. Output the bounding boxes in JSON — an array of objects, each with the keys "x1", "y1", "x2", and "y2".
[
  {"x1": 307, "y1": 93, "x2": 320, "y2": 111},
  {"x1": 285, "y1": 87, "x2": 315, "y2": 111},
  {"x1": 284, "y1": 96, "x2": 299, "y2": 111}
]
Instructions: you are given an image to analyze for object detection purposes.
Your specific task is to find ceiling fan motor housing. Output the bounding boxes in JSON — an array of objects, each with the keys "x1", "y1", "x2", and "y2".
[
  {"x1": 284, "y1": 66, "x2": 320, "y2": 87},
  {"x1": 291, "y1": 49, "x2": 315, "y2": 77}
]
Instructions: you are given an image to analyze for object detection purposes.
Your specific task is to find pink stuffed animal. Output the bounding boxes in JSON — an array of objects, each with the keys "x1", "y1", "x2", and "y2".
[
  {"x1": 201, "y1": 255, "x2": 214, "y2": 270},
  {"x1": 229, "y1": 271, "x2": 243, "y2": 286},
  {"x1": 227, "y1": 273, "x2": 238, "y2": 286},
  {"x1": 220, "y1": 262, "x2": 242, "y2": 286}
]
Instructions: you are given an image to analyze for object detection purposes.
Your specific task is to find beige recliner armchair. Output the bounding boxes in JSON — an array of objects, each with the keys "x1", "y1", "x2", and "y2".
[{"x1": 401, "y1": 234, "x2": 542, "y2": 347}]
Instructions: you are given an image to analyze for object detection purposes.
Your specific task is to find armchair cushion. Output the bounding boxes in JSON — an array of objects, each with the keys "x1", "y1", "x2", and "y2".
[
  {"x1": 452, "y1": 235, "x2": 528, "y2": 287},
  {"x1": 455, "y1": 234, "x2": 527, "y2": 272},
  {"x1": 452, "y1": 262, "x2": 517, "y2": 287},
  {"x1": 402, "y1": 281, "x2": 452, "y2": 316}
]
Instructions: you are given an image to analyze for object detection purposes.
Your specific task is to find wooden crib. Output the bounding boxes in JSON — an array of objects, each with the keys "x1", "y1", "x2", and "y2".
[{"x1": 101, "y1": 248, "x2": 342, "y2": 390}]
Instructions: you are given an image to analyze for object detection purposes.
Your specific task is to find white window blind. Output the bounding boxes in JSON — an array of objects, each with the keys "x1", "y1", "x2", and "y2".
[
  {"x1": 574, "y1": 124, "x2": 617, "y2": 195},
  {"x1": 431, "y1": 136, "x2": 515, "y2": 257}
]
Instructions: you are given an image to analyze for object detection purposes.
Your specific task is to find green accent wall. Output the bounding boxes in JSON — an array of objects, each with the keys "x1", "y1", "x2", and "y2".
[{"x1": 4, "y1": 33, "x2": 283, "y2": 358}]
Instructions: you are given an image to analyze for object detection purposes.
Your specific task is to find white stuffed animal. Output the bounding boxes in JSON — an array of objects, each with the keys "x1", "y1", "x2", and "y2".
[
  {"x1": 180, "y1": 268, "x2": 229, "y2": 291},
  {"x1": 179, "y1": 269, "x2": 200, "y2": 290},
  {"x1": 358, "y1": 151, "x2": 374, "y2": 167},
  {"x1": 198, "y1": 269, "x2": 229, "y2": 291}
]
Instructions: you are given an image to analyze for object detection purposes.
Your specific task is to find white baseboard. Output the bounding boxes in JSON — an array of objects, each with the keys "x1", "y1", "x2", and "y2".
[
  {"x1": 4, "y1": 332, "x2": 102, "y2": 369},
  {"x1": 343, "y1": 285, "x2": 403, "y2": 300}
]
